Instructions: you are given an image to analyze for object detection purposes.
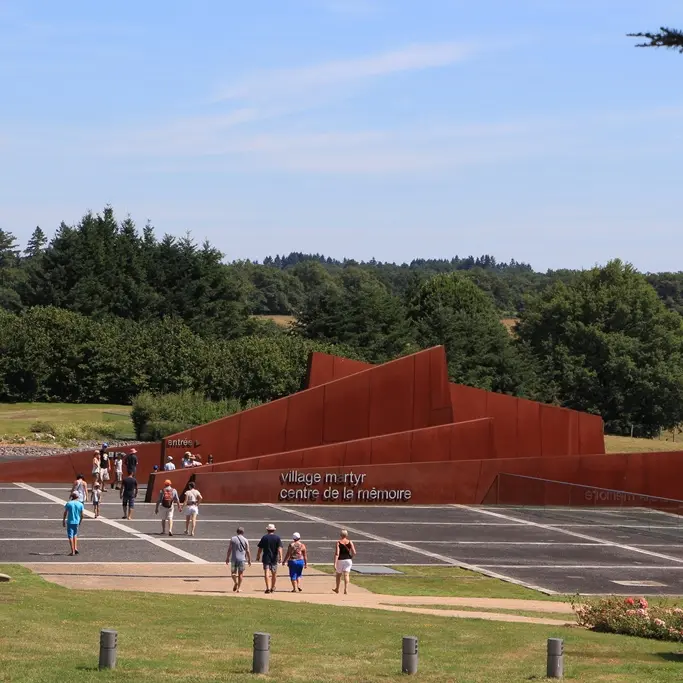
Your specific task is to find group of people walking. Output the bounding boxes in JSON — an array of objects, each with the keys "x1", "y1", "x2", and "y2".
[
  {"x1": 225, "y1": 523, "x2": 357, "y2": 595},
  {"x1": 64, "y1": 458, "x2": 359, "y2": 595}
]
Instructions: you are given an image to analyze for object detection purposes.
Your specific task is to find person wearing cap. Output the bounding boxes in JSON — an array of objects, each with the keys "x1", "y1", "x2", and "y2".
[
  {"x1": 155, "y1": 479, "x2": 181, "y2": 536},
  {"x1": 124, "y1": 449, "x2": 138, "y2": 476},
  {"x1": 226, "y1": 526, "x2": 252, "y2": 592},
  {"x1": 164, "y1": 455, "x2": 176, "y2": 471},
  {"x1": 182, "y1": 452, "x2": 193, "y2": 468},
  {"x1": 283, "y1": 532, "x2": 308, "y2": 593},
  {"x1": 256, "y1": 524, "x2": 283, "y2": 594}
]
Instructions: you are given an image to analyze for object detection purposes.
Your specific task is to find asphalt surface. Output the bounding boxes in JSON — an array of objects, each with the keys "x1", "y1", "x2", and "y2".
[{"x1": 3, "y1": 483, "x2": 683, "y2": 595}]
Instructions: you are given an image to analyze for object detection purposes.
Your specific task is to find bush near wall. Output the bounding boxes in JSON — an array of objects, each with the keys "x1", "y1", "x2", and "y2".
[{"x1": 573, "y1": 596, "x2": 683, "y2": 642}]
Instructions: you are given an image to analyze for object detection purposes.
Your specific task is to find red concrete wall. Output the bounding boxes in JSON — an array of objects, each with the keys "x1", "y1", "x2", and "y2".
[
  {"x1": 162, "y1": 346, "x2": 453, "y2": 464},
  {"x1": 0, "y1": 442, "x2": 161, "y2": 483},
  {"x1": 186, "y1": 449, "x2": 683, "y2": 504},
  {"x1": 149, "y1": 418, "x2": 494, "y2": 496}
]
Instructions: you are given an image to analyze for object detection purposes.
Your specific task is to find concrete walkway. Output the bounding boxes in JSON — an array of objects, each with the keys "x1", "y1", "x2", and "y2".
[{"x1": 23, "y1": 562, "x2": 575, "y2": 626}]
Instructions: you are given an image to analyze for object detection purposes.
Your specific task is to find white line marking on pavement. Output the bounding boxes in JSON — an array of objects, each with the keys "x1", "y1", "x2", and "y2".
[
  {"x1": 478, "y1": 564, "x2": 683, "y2": 569},
  {"x1": 15, "y1": 483, "x2": 208, "y2": 564},
  {"x1": 264, "y1": 503, "x2": 558, "y2": 595},
  {"x1": 451, "y1": 504, "x2": 683, "y2": 565}
]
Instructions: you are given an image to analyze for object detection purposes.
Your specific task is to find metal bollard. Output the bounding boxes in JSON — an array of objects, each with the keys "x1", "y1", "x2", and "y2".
[
  {"x1": 546, "y1": 638, "x2": 564, "y2": 679},
  {"x1": 252, "y1": 632, "x2": 270, "y2": 674},
  {"x1": 402, "y1": 635, "x2": 418, "y2": 674},
  {"x1": 99, "y1": 629, "x2": 118, "y2": 670}
]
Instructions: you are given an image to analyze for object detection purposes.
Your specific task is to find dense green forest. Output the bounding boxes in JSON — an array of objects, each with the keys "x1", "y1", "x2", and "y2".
[{"x1": 2, "y1": 206, "x2": 683, "y2": 437}]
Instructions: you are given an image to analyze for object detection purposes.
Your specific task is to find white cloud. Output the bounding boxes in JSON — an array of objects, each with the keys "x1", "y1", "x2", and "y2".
[{"x1": 213, "y1": 42, "x2": 474, "y2": 103}]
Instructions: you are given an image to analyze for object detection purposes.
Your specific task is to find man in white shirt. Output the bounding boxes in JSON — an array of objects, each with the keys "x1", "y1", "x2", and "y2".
[{"x1": 164, "y1": 456, "x2": 176, "y2": 471}]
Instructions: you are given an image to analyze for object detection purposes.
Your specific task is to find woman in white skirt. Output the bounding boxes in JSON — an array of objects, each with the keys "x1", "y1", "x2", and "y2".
[
  {"x1": 183, "y1": 482, "x2": 203, "y2": 536},
  {"x1": 333, "y1": 529, "x2": 356, "y2": 595}
]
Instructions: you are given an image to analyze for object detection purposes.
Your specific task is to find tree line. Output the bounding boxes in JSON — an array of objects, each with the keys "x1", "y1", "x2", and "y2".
[{"x1": 2, "y1": 207, "x2": 683, "y2": 436}]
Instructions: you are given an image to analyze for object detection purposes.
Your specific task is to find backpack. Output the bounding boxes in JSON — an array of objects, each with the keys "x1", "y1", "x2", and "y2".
[{"x1": 161, "y1": 487, "x2": 174, "y2": 508}]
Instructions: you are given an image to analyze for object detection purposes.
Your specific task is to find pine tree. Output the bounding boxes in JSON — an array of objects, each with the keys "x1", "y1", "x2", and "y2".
[
  {"x1": 24, "y1": 226, "x2": 47, "y2": 258},
  {"x1": 628, "y1": 27, "x2": 683, "y2": 52}
]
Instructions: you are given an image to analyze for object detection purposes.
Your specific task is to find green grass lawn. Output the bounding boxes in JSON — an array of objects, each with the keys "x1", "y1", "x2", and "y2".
[
  {"x1": 313, "y1": 565, "x2": 565, "y2": 601},
  {"x1": 0, "y1": 403, "x2": 134, "y2": 441},
  {"x1": 1, "y1": 565, "x2": 683, "y2": 682},
  {"x1": 385, "y1": 603, "x2": 574, "y2": 621}
]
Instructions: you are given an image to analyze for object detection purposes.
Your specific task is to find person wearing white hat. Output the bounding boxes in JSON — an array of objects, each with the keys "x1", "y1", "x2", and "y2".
[
  {"x1": 283, "y1": 532, "x2": 308, "y2": 593},
  {"x1": 164, "y1": 455, "x2": 176, "y2": 471},
  {"x1": 256, "y1": 524, "x2": 283, "y2": 594}
]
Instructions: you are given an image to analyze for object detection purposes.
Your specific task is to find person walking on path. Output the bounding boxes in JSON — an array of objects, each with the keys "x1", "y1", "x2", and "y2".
[
  {"x1": 333, "y1": 529, "x2": 356, "y2": 595},
  {"x1": 183, "y1": 482, "x2": 203, "y2": 536},
  {"x1": 99, "y1": 445, "x2": 111, "y2": 489},
  {"x1": 114, "y1": 454, "x2": 123, "y2": 490},
  {"x1": 226, "y1": 526, "x2": 252, "y2": 592},
  {"x1": 256, "y1": 524, "x2": 283, "y2": 594},
  {"x1": 62, "y1": 492, "x2": 85, "y2": 556},
  {"x1": 124, "y1": 449, "x2": 138, "y2": 476},
  {"x1": 120, "y1": 473, "x2": 138, "y2": 520},
  {"x1": 155, "y1": 479, "x2": 181, "y2": 536},
  {"x1": 71, "y1": 474, "x2": 88, "y2": 504},
  {"x1": 91, "y1": 482, "x2": 102, "y2": 518},
  {"x1": 283, "y1": 532, "x2": 308, "y2": 593},
  {"x1": 91, "y1": 451, "x2": 100, "y2": 489}
]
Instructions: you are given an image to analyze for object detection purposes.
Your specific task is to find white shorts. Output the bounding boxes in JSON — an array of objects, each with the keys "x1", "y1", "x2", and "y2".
[
  {"x1": 162, "y1": 507, "x2": 174, "y2": 521},
  {"x1": 100, "y1": 469, "x2": 110, "y2": 481},
  {"x1": 185, "y1": 504, "x2": 199, "y2": 517},
  {"x1": 336, "y1": 559, "x2": 353, "y2": 574}
]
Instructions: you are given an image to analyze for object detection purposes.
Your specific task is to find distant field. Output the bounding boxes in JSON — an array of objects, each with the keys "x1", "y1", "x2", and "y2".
[
  {"x1": 500, "y1": 317, "x2": 519, "y2": 335},
  {"x1": 0, "y1": 403, "x2": 134, "y2": 441},
  {"x1": 604, "y1": 434, "x2": 682, "y2": 453},
  {"x1": 252, "y1": 314, "x2": 296, "y2": 327}
]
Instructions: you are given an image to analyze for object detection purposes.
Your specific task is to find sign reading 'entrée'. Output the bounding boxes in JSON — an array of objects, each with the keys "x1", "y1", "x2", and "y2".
[{"x1": 278, "y1": 470, "x2": 412, "y2": 503}]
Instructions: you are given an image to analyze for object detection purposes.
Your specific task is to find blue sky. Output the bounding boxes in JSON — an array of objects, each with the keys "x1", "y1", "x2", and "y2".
[{"x1": 1, "y1": 0, "x2": 682, "y2": 271}]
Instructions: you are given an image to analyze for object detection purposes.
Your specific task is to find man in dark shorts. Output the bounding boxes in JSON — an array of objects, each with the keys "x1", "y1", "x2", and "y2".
[
  {"x1": 120, "y1": 473, "x2": 138, "y2": 520},
  {"x1": 256, "y1": 523, "x2": 282, "y2": 594},
  {"x1": 124, "y1": 449, "x2": 138, "y2": 476}
]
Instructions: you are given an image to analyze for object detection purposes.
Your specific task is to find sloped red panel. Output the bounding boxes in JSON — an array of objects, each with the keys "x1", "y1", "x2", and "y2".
[
  {"x1": 411, "y1": 424, "x2": 452, "y2": 463},
  {"x1": 568, "y1": 410, "x2": 580, "y2": 455},
  {"x1": 413, "y1": 349, "x2": 433, "y2": 428},
  {"x1": 539, "y1": 454, "x2": 581, "y2": 484},
  {"x1": 237, "y1": 397, "x2": 289, "y2": 459},
  {"x1": 485, "y1": 392, "x2": 519, "y2": 459},
  {"x1": 451, "y1": 460, "x2": 484, "y2": 504},
  {"x1": 621, "y1": 451, "x2": 645, "y2": 495},
  {"x1": 574, "y1": 453, "x2": 627, "y2": 490},
  {"x1": 344, "y1": 438, "x2": 372, "y2": 466},
  {"x1": 540, "y1": 405, "x2": 572, "y2": 457},
  {"x1": 371, "y1": 430, "x2": 412, "y2": 465},
  {"x1": 332, "y1": 355, "x2": 373, "y2": 380},
  {"x1": 579, "y1": 412, "x2": 605, "y2": 454},
  {"x1": 450, "y1": 384, "x2": 488, "y2": 422},
  {"x1": 450, "y1": 418, "x2": 494, "y2": 461},
  {"x1": 516, "y1": 398, "x2": 542, "y2": 458},
  {"x1": 306, "y1": 351, "x2": 335, "y2": 388},
  {"x1": 284, "y1": 385, "x2": 325, "y2": 451},
  {"x1": 259, "y1": 450, "x2": 304, "y2": 471},
  {"x1": 368, "y1": 355, "x2": 416, "y2": 435},
  {"x1": 302, "y1": 442, "x2": 346, "y2": 468},
  {"x1": 640, "y1": 451, "x2": 683, "y2": 500},
  {"x1": 428, "y1": 347, "x2": 454, "y2": 424},
  {"x1": 322, "y1": 371, "x2": 371, "y2": 443}
]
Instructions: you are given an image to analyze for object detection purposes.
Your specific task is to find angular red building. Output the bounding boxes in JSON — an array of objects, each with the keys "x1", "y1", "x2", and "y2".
[{"x1": 1, "y1": 346, "x2": 681, "y2": 506}]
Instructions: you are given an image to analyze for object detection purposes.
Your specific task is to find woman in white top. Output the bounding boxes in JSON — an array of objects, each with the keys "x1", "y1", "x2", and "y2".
[{"x1": 183, "y1": 482, "x2": 203, "y2": 536}]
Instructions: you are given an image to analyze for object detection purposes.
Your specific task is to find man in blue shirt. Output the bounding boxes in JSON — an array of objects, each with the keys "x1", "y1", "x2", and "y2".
[
  {"x1": 63, "y1": 492, "x2": 85, "y2": 556},
  {"x1": 256, "y1": 524, "x2": 283, "y2": 594}
]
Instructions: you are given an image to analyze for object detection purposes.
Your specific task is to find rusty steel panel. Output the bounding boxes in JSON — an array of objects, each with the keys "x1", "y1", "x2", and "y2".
[
  {"x1": 284, "y1": 385, "x2": 325, "y2": 452},
  {"x1": 411, "y1": 424, "x2": 453, "y2": 463},
  {"x1": 450, "y1": 384, "x2": 488, "y2": 422},
  {"x1": 516, "y1": 398, "x2": 542, "y2": 458},
  {"x1": 540, "y1": 405, "x2": 572, "y2": 457},
  {"x1": 578, "y1": 412, "x2": 605, "y2": 454},
  {"x1": 237, "y1": 397, "x2": 289, "y2": 459},
  {"x1": 368, "y1": 355, "x2": 416, "y2": 435},
  {"x1": 306, "y1": 351, "x2": 335, "y2": 388},
  {"x1": 485, "y1": 392, "x2": 519, "y2": 459},
  {"x1": 371, "y1": 430, "x2": 413, "y2": 465},
  {"x1": 322, "y1": 371, "x2": 371, "y2": 443},
  {"x1": 449, "y1": 418, "x2": 494, "y2": 461}
]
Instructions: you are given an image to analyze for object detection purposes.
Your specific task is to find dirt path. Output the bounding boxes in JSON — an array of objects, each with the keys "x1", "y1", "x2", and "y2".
[{"x1": 22, "y1": 562, "x2": 574, "y2": 626}]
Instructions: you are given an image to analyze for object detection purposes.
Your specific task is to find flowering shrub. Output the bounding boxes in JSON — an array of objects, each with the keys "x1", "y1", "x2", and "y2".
[{"x1": 572, "y1": 595, "x2": 683, "y2": 641}]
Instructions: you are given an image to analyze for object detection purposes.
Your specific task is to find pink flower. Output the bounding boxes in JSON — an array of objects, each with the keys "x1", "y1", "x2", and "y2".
[
  {"x1": 639, "y1": 598, "x2": 649, "y2": 609},
  {"x1": 654, "y1": 618, "x2": 666, "y2": 627},
  {"x1": 625, "y1": 597, "x2": 635, "y2": 606},
  {"x1": 626, "y1": 609, "x2": 636, "y2": 615}
]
